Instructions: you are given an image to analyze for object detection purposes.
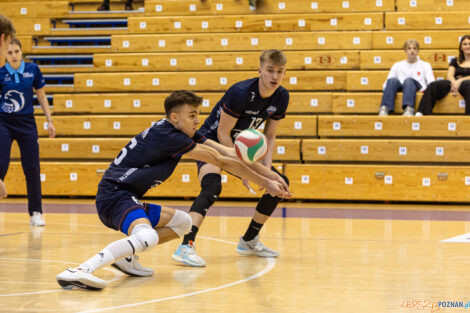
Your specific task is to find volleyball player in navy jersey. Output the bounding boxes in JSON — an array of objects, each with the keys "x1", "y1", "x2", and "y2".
[
  {"x1": 172, "y1": 49, "x2": 289, "y2": 267},
  {"x1": 56, "y1": 90, "x2": 289, "y2": 290},
  {"x1": 0, "y1": 14, "x2": 15, "y2": 200},
  {"x1": 0, "y1": 38, "x2": 55, "y2": 226}
]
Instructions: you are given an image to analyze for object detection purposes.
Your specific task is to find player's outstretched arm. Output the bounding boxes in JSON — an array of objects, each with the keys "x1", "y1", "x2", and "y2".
[
  {"x1": 186, "y1": 144, "x2": 290, "y2": 198},
  {"x1": 0, "y1": 179, "x2": 7, "y2": 199},
  {"x1": 203, "y1": 139, "x2": 289, "y2": 191}
]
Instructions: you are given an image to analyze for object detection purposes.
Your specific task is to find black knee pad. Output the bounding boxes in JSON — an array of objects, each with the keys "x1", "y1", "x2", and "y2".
[{"x1": 189, "y1": 173, "x2": 222, "y2": 217}]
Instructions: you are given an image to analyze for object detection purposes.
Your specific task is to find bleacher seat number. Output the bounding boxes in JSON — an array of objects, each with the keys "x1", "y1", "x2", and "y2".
[
  {"x1": 104, "y1": 100, "x2": 111, "y2": 108},
  {"x1": 435, "y1": 17, "x2": 442, "y2": 25},
  {"x1": 220, "y1": 77, "x2": 227, "y2": 85},
  {"x1": 399, "y1": 147, "x2": 407, "y2": 155},
  {"x1": 236, "y1": 57, "x2": 243, "y2": 65},
  {"x1": 345, "y1": 177, "x2": 353, "y2": 185},
  {"x1": 70, "y1": 173, "x2": 78, "y2": 181},
  {"x1": 465, "y1": 177, "x2": 470, "y2": 185},
  {"x1": 304, "y1": 57, "x2": 312, "y2": 64},
  {"x1": 140, "y1": 22, "x2": 146, "y2": 29},
  {"x1": 206, "y1": 58, "x2": 213, "y2": 66},
  {"x1": 385, "y1": 176, "x2": 393, "y2": 184},
  {"x1": 446, "y1": 0, "x2": 453, "y2": 6},
  {"x1": 301, "y1": 175, "x2": 310, "y2": 184},
  {"x1": 202, "y1": 22, "x2": 208, "y2": 29},
  {"x1": 34, "y1": 24, "x2": 41, "y2": 31},
  {"x1": 364, "y1": 18, "x2": 371, "y2": 26},
  {"x1": 155, "y1": 5, "x2": 162, "y2": 12},
  {"x1": 221, "y1": 175, "x2": 227, "y2": 183},
  {"x1": 298, "y1": 20, "x2": 306, "y2": 27},
  {"x1": 92, "y1": 145, "x2": 100, "y2": 154},
  {"x1": 65, "y1": 100, "x2": 73, "y2": 108},
  {"x1": 278, "y1": 2, "x2": 286, "y2": 9},
  {"x1": 448, "y1": 122, "x2": 456, "y2": 131},
  {"x1": 182, "y1": 174, "x2": 190, "y2": 183},
  {"x1": 317, "y1": 146, "x2": 326, "y2": 155},
  {"x1": 333, "y1": 122, "x2": 341, "y2": 130},
  {"x1": 290, "y1": 77, "x2": 297, "y2": 85},
  {"x1": 330, "y1": 18, "x2": 337, "y2": 26},
  {"x1": 202, "y1": 100, "x2": 210, "y2": 107},
  {"x1": 376, "y1": 0, "x2": 383, "y2": 7},
  {"x1": 105, "y1": 59, "x2": 112, "y2": 67},
  {"x1": 174, "y1": 22, "x2": 181, "y2": 29},
  {"x1": 361, "y1": 146, "x2": 368, "y2": 154},
  {"x1": 412, "y1": 122, "x2": 420, "y2": 131},
  {"x1": 409, "y1": 0, "x2": 417, "y2": 7},
  {"x1": 277, "y1": 146, "x2": 285, "y2": 154},
  {"x1": 61, "y1": 144, "x2": 69, "y2": 152},
  {"x1": 158, "y1": 40, "x2": 165, "y2": 47},
  {"x1": 189, "y1": 4, "x2": 196, "y2": 11},
  {"x1": 251, "y1": 38, "x2": 258, "y2": 46},
  {"x1": 20, "y1": 7, "x2": 27, "y2": 14},
  {"x1": 152, "y1": 78, "x2": 159, "y2": 86},
  {"x1": 265, "y1": 20, "x2": 272, "y2": 27},
  {"x1": 40, "y1": 174, "x2": 46, "y2": 182},
  {"x1": 422, "y1": 178, "x2": 431, "y2": 187},
  {"x1": 133, "y1": 100, "x2": 141, "y2": 108},
  {"x1": 310, "y1": 99, "x2": 318, "y2": 107},
  {"x1": 347, "y1": 99, "x2": 355, "y2": 107},
  {"x1": 342, "y1": 1, "x2": 349, "y2": 8},
  {"x1": 311, "y1": 2, "x2": 318, "y2": 9},
  {"x1": 374, "y1": 122, "x2": 382, "y2": 130},
  {"x1": 436, "y1": 147, "x2": 444, "y2": 156}
]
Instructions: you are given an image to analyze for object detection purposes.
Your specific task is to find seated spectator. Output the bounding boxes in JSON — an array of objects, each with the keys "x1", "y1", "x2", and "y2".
[
  {"x1": 416, "y1": 35, "x2": 470, "y2": 116},
  {"x1": 379, "y1": 39, "x2": 435, "y2": 116},
  {"x1": 98, "y1": 0, "x2": 133, "y2": 11}
]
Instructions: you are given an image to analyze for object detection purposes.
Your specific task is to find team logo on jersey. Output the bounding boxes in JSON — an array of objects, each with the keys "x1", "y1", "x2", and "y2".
[
  {"x1": 250, "y1": 92, "x2": 256, "y2": 102},
  {"x1": 23, "y1": 72, "x2": 33, "y2": 78},
  {"x1": 266, "y1": 106, "x2": 276, "y2": 115},
  {"x1": 1, "y1": 90, "x2": 25, "y2": 113}
]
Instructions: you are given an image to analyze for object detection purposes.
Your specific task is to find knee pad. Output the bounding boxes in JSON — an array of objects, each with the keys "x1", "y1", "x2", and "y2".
[
  {"x1": 166, "y1": 210, "x2": 192, "y2": 237},
  {"x1": 129, "y1": 223, "x2": 159, "y2": 253},
  {"x1": 189, "y1": 173, "x2": 222, "y2": 217}
]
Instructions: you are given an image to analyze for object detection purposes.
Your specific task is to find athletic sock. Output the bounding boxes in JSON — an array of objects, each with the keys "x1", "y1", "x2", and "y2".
[
  {"x1": 182, "y1": 225, "x2": 199, "y2": 245},
  {"x1": 242, "y1": 220, "x2": 264, "y2": 242}
]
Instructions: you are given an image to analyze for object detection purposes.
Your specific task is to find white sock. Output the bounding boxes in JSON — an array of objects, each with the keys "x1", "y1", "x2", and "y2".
[{"x1": 79, "y1": 237, "x2": 135, "y2": 273}]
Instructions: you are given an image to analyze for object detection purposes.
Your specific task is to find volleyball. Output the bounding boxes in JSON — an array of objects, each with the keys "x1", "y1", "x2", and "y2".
[{"x1": 234, "y1": 129, "x2": 268, "y2": 164}]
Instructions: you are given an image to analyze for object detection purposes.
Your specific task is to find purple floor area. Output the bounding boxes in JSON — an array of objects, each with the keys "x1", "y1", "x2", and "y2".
[{"x1": 1, "y1": 202, "x2": 470, "y2": 221}]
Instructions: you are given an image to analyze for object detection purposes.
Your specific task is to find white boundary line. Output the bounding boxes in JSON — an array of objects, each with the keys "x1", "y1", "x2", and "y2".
[
  {"x1": 78, "y1": 258, "x2": 276, "y2": 313},
  {"x1": 0, "y1": 257, "x2": 122, "y2": 297},
  {"x1": 0, "y1": 236, "x2": 276, "y2": 312}
]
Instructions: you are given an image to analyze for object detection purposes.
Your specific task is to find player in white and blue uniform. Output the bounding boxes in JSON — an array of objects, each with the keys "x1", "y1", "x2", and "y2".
[
  {"x1": 0, "y1": 38, "x2": 55, "y2": 226},
  {"x1": 56, "y1": 90, "x2": 290, "y2": 290},
  {"x1": 173, "y1": 50, "x2": 290, "y2": 267}
]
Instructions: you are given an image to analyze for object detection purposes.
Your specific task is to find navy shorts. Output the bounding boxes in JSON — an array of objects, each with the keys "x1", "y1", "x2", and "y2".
[{"x1": 96, "y1": 179, "x2": 161, "y2": 235}]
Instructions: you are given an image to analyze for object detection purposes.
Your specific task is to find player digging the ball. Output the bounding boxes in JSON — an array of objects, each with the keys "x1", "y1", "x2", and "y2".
[
  {"x1": 172, "y1": 49, "x2": 290, "y2": 267},
  {"x1": 56, "y1": 90, "x2": 290, "y2": 290}
]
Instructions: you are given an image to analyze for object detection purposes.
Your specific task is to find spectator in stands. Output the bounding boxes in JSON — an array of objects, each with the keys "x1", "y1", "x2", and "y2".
[
  {"x1": 416, "y1": 35, "x2": 470, "y2": 116},
  {"x1": 172, "y1": 50, "x2": 289, "y2": 267},
  {"x1": 0, "y1": 38, "x2": 55, "y2": 226},
  {"x1": 98, "y1": 0, "x2": 134, "y2": 11},
  {"x1": 379, "y1": 39, "x2": 435, "y2": 116},
  {"x1": 0, "y1": 14, "x2": 15, "y2": 199}
]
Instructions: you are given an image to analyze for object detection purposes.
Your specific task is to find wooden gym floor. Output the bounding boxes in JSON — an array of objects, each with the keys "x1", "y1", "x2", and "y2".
[{"x1": 1, "y1": 199, "x2": 470, "y2": 313}]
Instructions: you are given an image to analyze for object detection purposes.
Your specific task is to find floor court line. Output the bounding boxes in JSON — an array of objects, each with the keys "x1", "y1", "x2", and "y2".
[{"x1": 78, "y1": 257, "x2": 276, "y2": 313}]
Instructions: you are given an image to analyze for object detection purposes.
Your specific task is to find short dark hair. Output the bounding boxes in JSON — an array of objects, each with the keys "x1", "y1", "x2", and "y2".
[
  {"x1": 0, "y1": 14, "x2": 15, "y2": 38},
  {"x1": 9, "y1": 37, "x2": 21, "y2": 49},
  {"x1": 260, "y1": 49, "x2": 287, "y2": 66},
  {"x1": 164, "y1": 90, "x2": 202, "y2": 118}
]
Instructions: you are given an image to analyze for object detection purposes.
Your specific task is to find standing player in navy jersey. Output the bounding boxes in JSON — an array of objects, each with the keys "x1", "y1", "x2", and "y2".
[
  {"x1": 0, "y1": 38, "x2": 55, "y2": 226},
  {"x1": 0, "y1": 14, "x2": 15, "y2": 199},
  {"x1": 172, "y1": 49, "x2": 289, "y2": 267},
  {"x1": 56, "y1": 90, "x2": 289, "y2": 290}
]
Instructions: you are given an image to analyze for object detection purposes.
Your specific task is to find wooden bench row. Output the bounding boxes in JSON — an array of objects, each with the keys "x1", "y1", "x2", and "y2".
[
  {"x1": 144, "y1": 0, "x2": 395, "y2": 15},
  {"x1": 10, "y1": 138, "x2": 470, "y2": 163},
  {"x1": 31, "y1": 115, "x2": 470, "y2": 138},
  {"x1": 51, "y1": 92, "x2": 465, "y2": 115},
  {"x1": 71, "y1": 70, "x2": 449, "y2": 92},
  {"x1": 87, "y1": 50, "x2": 457, "y2": 72},
  {"x1": 109, "y1": 31, "x2": 469, "y2": 53},
  {"x1": 6, "y1": 162, "x2": 470, "y2": 202}
]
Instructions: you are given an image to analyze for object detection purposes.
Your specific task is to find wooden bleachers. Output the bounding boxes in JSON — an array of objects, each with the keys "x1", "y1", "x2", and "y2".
[
  {"x1": 346, "y1": 70, "x2": 448, "y2": 91},
  {"x1": 9, "y1": 138, "x2": 300, "y2": 162},
  {"x1": 0, "y1": 2, "x2": 68, "y2": 18},
  {"x1": 3, "y1": 0, "x2": 470, "y2": 202},
  {"x1": 332, "y1": 93, "x2": 465, "y2": 114},
  {"x1": 302, "y1": 139, "x2": 470, "y2": 163},
  {"x1": 5, "y1": 161, "x2": 283, "y2": 198},
  {"x1": 73, "y1": 71, "x2": 347, "y2": 91},
  {"x1": 144, "y1": 0, "x2": 395, "y2": 16},
  {"x1": 33, "y1": 115, "x2": 316, "y2": 137},
  {"x1": 111, "y1": 32, "x2": 373, "y2": 52},
  {"x1": 285, "y1": 164, "x2": 470, "y2": 201},
  {"x1": 385, "y1": 11, "x2": 470, "y2": 30},
  {"x1": 93, "y1": 51, "x2": 360, "y2": 71},
  {"x1": 396, "y1": 0, "x2": 469, "y2": 12},
  {"x1": 317, "y1": 116, "x2": 470, "y2": 137},
  {"x1": 127, "y1": 13, "x2": 383, "y2": 33},
  {"x1": 52, "y1": 92, "x2": 333, "y2": 114}
]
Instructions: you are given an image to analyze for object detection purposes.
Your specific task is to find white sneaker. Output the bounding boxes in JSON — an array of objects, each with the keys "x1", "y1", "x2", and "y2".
[
  {"x1": 415, "y1": 111, "x2": 423, "y2": 116},
  {"x1": 237, "y1": 235, "x2": 279, "y2": 258},
  {"x1": 378, "y1": 106, "x2": 389, "y2": 116},
  {"x1": 56, "y1": 268, "x2": 107, "y2": 290},
  {"x1": 402, "y1": 106, "x2": 414, "y2": 116},
  {"x1": 111, "y1": 255, "x2": 154, "y2": 277},
  {"x1": 30, "y1": 212, "x2": 45, "y2": 226},
  {"x1": 172, "y1": 242, "x2": 206, "y2": 267}
]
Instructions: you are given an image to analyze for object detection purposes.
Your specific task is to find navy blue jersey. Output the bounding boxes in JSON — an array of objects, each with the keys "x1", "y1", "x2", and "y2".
[
  {"x1": 101, "y1": 119, "x2": 206, "y2": 197},
  {"x1": 200, "y1": 77, "x2": 289, "y2": 141},
  {"x1": 0, "y1": 62, "x2": 46, "y2": 114}
]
